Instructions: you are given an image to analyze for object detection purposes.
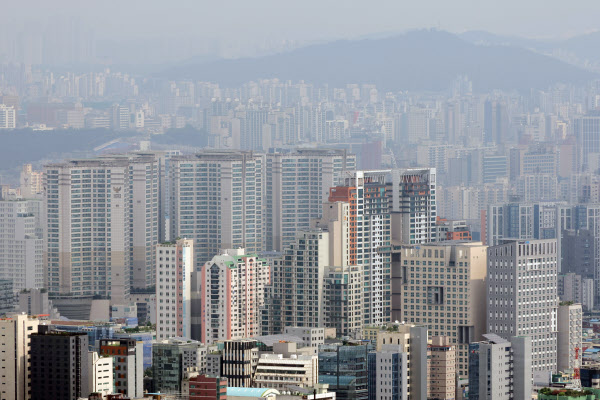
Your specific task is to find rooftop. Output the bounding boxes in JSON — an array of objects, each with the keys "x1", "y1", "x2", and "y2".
[{"x1": 226, "y1": 387, "x2": 280, "y2": 397}]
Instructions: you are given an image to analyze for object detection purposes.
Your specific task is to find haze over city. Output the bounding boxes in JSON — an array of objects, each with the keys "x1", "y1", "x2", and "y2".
[{"x1": 2, "y1": 1, "x2": 600, "y2": 400}]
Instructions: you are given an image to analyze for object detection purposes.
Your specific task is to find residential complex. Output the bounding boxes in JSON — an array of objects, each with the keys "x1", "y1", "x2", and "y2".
[{"x1": 169, "y1": 151, "x2": 265, "y2": 267}]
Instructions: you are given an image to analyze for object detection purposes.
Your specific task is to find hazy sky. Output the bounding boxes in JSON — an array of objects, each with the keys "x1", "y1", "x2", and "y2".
[{"x1": 3, "y1": 0, "x2": 600, "y2": 42}]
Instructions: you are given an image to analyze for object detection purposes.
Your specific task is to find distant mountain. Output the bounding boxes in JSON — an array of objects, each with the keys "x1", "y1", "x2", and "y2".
[
  {"x1": 161, "y1": 30, "x2": 597, "y2": 93},
  {"x1": 461, "y1": 30, "x2": 600, "y2": 72},
  {"x1": 458, "y1": 30, "x2": 555, "y2": 51},
  {"x1": 561, "y1": 31, "x2": 600, "y2": 65}
]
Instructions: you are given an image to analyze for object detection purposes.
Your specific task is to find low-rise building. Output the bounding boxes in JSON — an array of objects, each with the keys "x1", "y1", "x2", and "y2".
[
  {"x1": 99, "y1": 338, "x2": 144, "y2": 398},
  {"x1": 254, "y1": 353, "x2": 318, "y2": 390},
  {"x1": 89, "y1": 351, "x2": 114, "y2": 396},
  {"x1": 468, "y1": 334, "x2": 532, "y2": 400}
]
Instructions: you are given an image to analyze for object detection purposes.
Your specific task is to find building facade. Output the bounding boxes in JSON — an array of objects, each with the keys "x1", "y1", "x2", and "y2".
[
  {"x1": 88, "y1": 351, "x2": 113, "y2": 397},
  {"x1": 329, "y1": 170, "x2": 392, "y2": 326},
  {"x1": 265, "y1": 149, "x2": 355, "y2": 251},
  {"x1": 98, "y1": 338, "x2": 144, "y2": 398},
  {"x1": 152, "y1": 338, "x2": 207, "y2": 394},
  {"x1": 262, "y1": 230, "x2": 329, "y2": 334},
  {"x1": 0, "y1": 314, "x2": 40, "y2": 400},
  {"x1": 156, "y1": 238, "x2": 193, "y2": 340},
  {"x1": 392, "y1": 242, "x2": 487, "y2": 378},
  {"x1": 169, "y1": 151, "x2": 265, "y2": 267},
  {"x1": 367, "y1": 345, "x2": 408, "y2": 400},
  {"x1": 486, "y1": 239, "x2": 558, "y2": 376},
  {"x1": 30, "y1": 328, "x2": 90, "y2": 400},
  {"x1": 428, "y1": 336, "x2": 456, "y2": 400},
  {"x1": 254, "y1": 353, "x2": 319, "y2": 390},
  {"x1": 199, "y1": 249, "x2": 269, "y2": 344},
  {"x1": 389, "y1": 168, "x2": 437, "y2": 244},
  {"x1": 557, "y1": 302, "x2": 583, "y2": 373},
  {"x1": 468, "y1": 334, "x2": 532, "y2": 400},
  {"x1": 221, "y1": 340, "x2": 259, "y2": 388},
  {"x1": 43, "y1": 154, "x2": 160, "y2": 302},
  {"x1": 0, "y1": 199, "x2": 43, "y2": 292}
]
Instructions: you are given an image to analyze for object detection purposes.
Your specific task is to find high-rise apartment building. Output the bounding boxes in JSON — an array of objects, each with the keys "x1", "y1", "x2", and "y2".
[
  {"x1": 486, "y1": 239, "x2": 558, "y2": 376},
  {"x1": 169, "y1": 151, "x2": 265, "y2": 267},
  {"x1": 323, "y1": 264, "x2": 364, "y2": 337},
  {"x1": 392, "y1": 242, "x2": 487, "y2": 378},
  {"x1": 156, "y1": 239, "x2": 193, "y2": 340},
  {"x1": 557, "y1": 302, "x2": 583, "y2": 374},
  {"x1": 0, "y1": 314, "x2": 40, "y2": 400},
  {"x1": 486, "y1": 202, "x2": 560, "y2": 246},
  {"x1": 486, "y1": 202, "x2": 534, "y2": 246},
  {"x1": 265, "y1": 149, "x2": 355, "y2": 251},
  {"x1": 30, "y1": 327, "x2": 90, "y2": 400},
  {"x1": 198, "y1": 249, "x2": 269, "y2": 344},
  {"x1": 558, "y1": 272, "x2": 595, "y2": 310},
  {"x1": 388, "y1": 168, "x2": 437, "y2": 244},
  {"x1": 329, "y1": 170, "x2": 391, "y2": 326},
  {"x1": 262, "y1": 230, "x2": 329, "y2": 335},
  {"x1": 575, "y1": 114, "x2": 600, "y2": 172},
  {"x1": 0, "y1": 199, "x2": 43, "y2": 292},
  {"x1": 468, "y1": 334, "x2": 532, "y2": 400},
  {"x1": 0, "y1": 104, "x2": 16, "y2": 129},
  {"x1": 43, "y1": 154, "x2": 160, "y2": 302},
  {"x1": 98, "y1": 338, "x2": 144, "y2": 398},
  {"x1": 557, "y1": 205, "x2": 600, "y2": 304}
]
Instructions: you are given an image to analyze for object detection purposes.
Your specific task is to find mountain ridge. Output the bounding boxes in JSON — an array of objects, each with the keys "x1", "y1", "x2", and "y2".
[{"x1": 160, "y1": 29, "x2": 598, "y2": 92}]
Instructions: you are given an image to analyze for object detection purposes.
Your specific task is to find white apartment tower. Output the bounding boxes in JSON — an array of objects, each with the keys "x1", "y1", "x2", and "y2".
[
  {"x1": 156, "y1": 239, "x2": 193, "y2": 340},
  {"x1": 44, "y1": 154, "x2": 160, "y2": 303},
  {"x1": 329, "y1": 170, "x2": 392, "y2": 326},
  {"x1": 265, "y1": 149, "x2": 355, "y2": 251},
  {"x1": 389, "y1": 168, "x2": 437, "y2": 244},
  {"x1": 169, "y1": 151, "x2": 265, "y2": 267},
  {"x1": 486, "y1": 239, "x2": 558, "y2": 376},
  {"x1": 0, "y1": 200, "x2": 43, "y2": 292}
]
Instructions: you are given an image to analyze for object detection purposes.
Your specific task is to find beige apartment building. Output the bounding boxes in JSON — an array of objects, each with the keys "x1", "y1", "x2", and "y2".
[
  {"x1": 44, "y1": 154, "x2": 161, "y2": 303},
  {"x1": 392, "y1": 241, "x2": 487, "y2": 378},
  {"x1": 428, "y1": 336, "x2": 457, "y2": 400},
  {"x1": 362, "y1": 323, "x2": 428, "y2": 399}
]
